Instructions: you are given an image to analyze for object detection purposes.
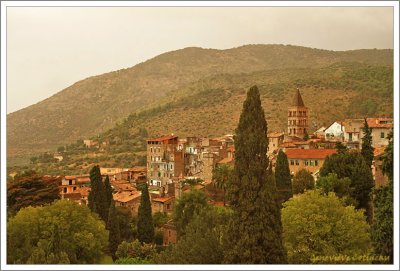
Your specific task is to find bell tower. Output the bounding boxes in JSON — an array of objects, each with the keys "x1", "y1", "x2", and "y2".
[{"x1": 288, "y1": 88, "x2": 308, "y2": 138}]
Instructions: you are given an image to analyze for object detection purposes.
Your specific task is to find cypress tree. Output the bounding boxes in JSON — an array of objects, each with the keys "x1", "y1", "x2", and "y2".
[
  {"x1": 275, "y1": 149, "x2": 293, "y2": 204},
  {"x1": 361, "y1": 118, "x2": 374, "y2": 168},
  {"x1": 88, "y1": 165, "x2": 108, "y2": 221},
  {"x1": 224, "y1": 85, "x2": 287, "y2": 263},
  {"x1": 137, "y1": 184, "x2": 154, "y2": 244},
  {"x1": 104, "y1": 176, "x2": 113, "y2": 215},
  {"x1": 107, "y1": 200, "x2": 121, "y2": 261},
  {"x1": 371, "y1": 131, "x2": 393, "y2": 263}
]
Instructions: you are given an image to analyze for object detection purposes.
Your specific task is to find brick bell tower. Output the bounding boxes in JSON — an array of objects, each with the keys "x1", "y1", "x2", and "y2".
[{"x1": 288, "y1": 88, "x2": 308, "y2": 138}]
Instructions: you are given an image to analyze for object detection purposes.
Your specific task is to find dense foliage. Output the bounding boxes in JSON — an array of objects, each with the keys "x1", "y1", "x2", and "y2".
[
  {"x1": 320, "y1": 151, "x2": 374, "y2": 214},
  {"x1": 224, "y1": 86, "x2": 286, "y2": 263},
  {"x1": 7, "y1": 200, "x2": 108, "y2": 264},
  {"x1": 7, "y1": 173, "x2": 60, "y2": 215},
  {"x1": 137, "y1": 184, "x2": 154, "y2": 244},
  {"x1": 88, "y1": 165, "x2": 108, "y2": 221},
  {"x1": 212, "y1": 164, "x2": 233, "y2": 206},
  {"x1": 361, "y1": 118, "x2": 374, "y2": 168},
  {"x1": 282, "y1": 190, "x2": 372, "y2": 263},
  {"x1": 274, "y1": 149, "x2": 293, "y2": 204},
  {"x1": 173, "y1": 189, "x2": 209, "y2": 235},
  {"x1": 107, "y1": 200, "x2": 121, "y2": 260},
  {"x1": 316, "y1": 173, "x2": 356, "y2": 206},
  {"x1": 292, "y1": 169, "x2": 315, "y2": 195},
  {"x1": 156, "y1": 206, "x2": 232, "y2": 264},
  {"x1": 371, "y1": 131, "x2": 393, "y2": 263}
]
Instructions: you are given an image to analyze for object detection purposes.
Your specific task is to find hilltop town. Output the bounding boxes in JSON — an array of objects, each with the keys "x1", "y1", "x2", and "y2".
[{"x1": 8, "y1": 88, "x2": 393, "y2": 252}]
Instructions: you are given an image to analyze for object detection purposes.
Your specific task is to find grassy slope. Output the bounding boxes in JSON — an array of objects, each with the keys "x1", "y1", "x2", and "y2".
[{"x1": 7, "y1": 45, "x2": 393, "y2": 158}]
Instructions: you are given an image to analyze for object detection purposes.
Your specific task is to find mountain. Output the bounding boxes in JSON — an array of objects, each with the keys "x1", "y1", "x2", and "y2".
[{"x1": 7, "y1": 44, "x2": 393, "y2": 159}]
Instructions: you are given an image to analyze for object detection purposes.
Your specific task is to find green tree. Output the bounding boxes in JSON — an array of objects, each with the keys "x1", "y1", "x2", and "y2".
[
  {"x1": 173, "y1": 189, "x2": 209, "y2": 235},
  {"x1": 7, "y1": 200, "x2": 108, "y2": 264},
  {"x1": 274, "y1": 149, "x2": 293, "y2": 204},
  {"x1": 137, "y1": 184, "x2": 154, "y2": 244},
  {"x1": 116, "y1": 207, "x2": 136, "y2": 241},
  {"x1": 114, "y1": 257, "x2": 153, "y2": 264},
  {"x1": 282, "y1": 190, "x2": 372, "y2": 263},
  {"x1": 371, "y1": 131, "x2": 393, "y2": 263},
  {"x1": 115, "y1": 240, "x2": 156, "y2": 260},
  {"x1": 292, "y1": 169, "x2": 314, "y2": 195},
  {"x1": 88, "y1": 165, "x2": 108, "y2": 221},
  {"x1": 7, "y1": 174, "x2": 60, "y2": 216},
  {"x1": 107, "y1": 200, "x2": 121, "y2": 261},
  {"x1": 316, "y1": 173, "x2": 356, "y2": 206},
  {"x1": 224, "y1": 86, "x2": 287, "y2": 264},
  {"x1": 153, "y1": 211, "x2": 169, "y2": 228},
  {"x1": 104, "y1": 175, "x2": 113, "y2": 213},
  {"x1": 156, "y1": 206, "x2": 232, "y2": 264},
  {"x1": 361, "y1": 118, "x2": 374, "y2": 168},
  {"x1": 212, "y1": 164, "x2": 233, "y2": 206},
  {"x1": 335, "y1": 141, "x2": 347, "y2": 154},
  {"x1": 320, "y1": 151, "x2": 374, "y2": 213}
]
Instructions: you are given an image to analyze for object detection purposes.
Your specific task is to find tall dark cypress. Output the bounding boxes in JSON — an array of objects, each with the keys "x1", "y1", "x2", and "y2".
[
  {"x1": 137, "y1": 184, "x2": 154, "y2": 244},
  {"x1": 361, "y1": 118, "x2": 374, "y2": 168},
  {"x1": 88, "y1": 165, "x2": 108, "y2": 221},
  {"x1": 224, "y1": 85, "x2": 287, "y2": 263},
  {"x1": 107, "y1": 200, "x2": 121, "y2": 261},
  {"x1": 104, "y1": 175, "x2": 113, "y2": 216},
  {"x1": 275, "y1": 149, "x2": 293, "y2": 204}
]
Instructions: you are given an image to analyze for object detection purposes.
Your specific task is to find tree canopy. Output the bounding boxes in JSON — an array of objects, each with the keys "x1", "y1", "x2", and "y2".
[
  {"x1": 137, "y1": 184, "x2": 154, "y2": 244},
  {"x1": 7, "y1": 174, "x2": 60, "y2": 216},
  {"x1": 224, "y1": 85, "x2": 286, "y2": 263},
  {"x1": 156, "y1": 206, "x2": 232, "y2": 264},
  {"x1": 274, "y1": 149, "x2": 293, "y2": 204},
  {"x1": 7, "y1": 200, "x2": 108, "y2": 264},
  {"x1": 173, "y1": 189, "x2": 209, "y2": 235},
  {"x1": 319, "y1": 151, "x2": 374, "y2": 213},
  {"x1": 361, "y1": 118, "x2": 374, "y2": 168},
  {"x1": 292, "y1": 169, "x2": 314, "y2": 195},
  {"x1": 282, "y1": 190, "x2": 372, "y2": 264}
]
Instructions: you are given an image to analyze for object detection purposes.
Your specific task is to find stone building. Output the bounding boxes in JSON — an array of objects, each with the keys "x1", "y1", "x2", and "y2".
[
  {"x1": 287, "y1": 88, "x2": 308, "y2": 138},
  {"x1": 147, "y1": 135, "x2": 184, "y2": 187},
  {"x1": 285, "y1": 148, "x2": 337, "y2": 175}
]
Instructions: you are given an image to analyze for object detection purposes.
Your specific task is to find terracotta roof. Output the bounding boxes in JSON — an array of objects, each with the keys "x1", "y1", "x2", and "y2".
[
  {"x1": 367, "y1": 118, "x2": 393, "y2": 128},
  {"x1": 113, "y1": 191, "x2": 141, "y2": 203},
  {"x1": 285, "y1": 149, "x2": 337, "y2": 159},
  {"x1": 152, "y1": 196, "x2": 174, "y2": 203},
  {"x1": 268, "y1": 132, "x2": 284, "y2": 138},
  {"x1": 148, "y1": 135, "x2": 178, "y2": 142},
  {"x1": 279, "y1": 142, "x2": 296, "y2": 148},
  {"x1": 374, "y1": 146, "x2": 386, "y2": 157},
  {"x1": 291, "y1": 88, "x2": 305, "y2": 107}
]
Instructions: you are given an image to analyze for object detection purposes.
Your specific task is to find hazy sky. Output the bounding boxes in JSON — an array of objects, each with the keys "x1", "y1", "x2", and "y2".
[{"x1": 6, "y1": 6, "x2": 394, "y2": 113}]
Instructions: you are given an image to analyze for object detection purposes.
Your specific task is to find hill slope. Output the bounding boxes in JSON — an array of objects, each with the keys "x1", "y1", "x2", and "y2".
[{"x1": 7, "y1": 44, "x2": 393, "y2": 157}]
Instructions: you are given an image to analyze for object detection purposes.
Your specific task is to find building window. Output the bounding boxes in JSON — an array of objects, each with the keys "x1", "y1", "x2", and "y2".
[
  {"x1": 73, "y1": 186, "x2": 77, "y2": 191},
  {"x1": 295, "y1": 160, "x2": 299, "y2": 165},
  {"x1": 289, "y1": 112, "x2": 292, "y2": 117},
  {"x1": 169, "y1": 230, "x2": 171, "y2": 237},
  {"x1": 315, "y1": 160, "x2": 319, "y2": 166},
  {"x1": 150, "y1": 147, "x2": 153, "y2": 153},
  {"x1": 310, "y1": 160, "x2": 314, "y2": 166},
  {"x1": 63, "y1": 187, "x2": 67, "y2": 193},
  {"x1": 290, "y1": 160, "x2": 294, "y2": 165},
  {"x1": 305, "y1": 160, "x2": 309, "y2": 166},
  {"x1": 294, "y1": 128, "x2": 296, "y2": 134},
  {"x1": 381, "y1": 132, "x2": 385, "y2": 139}
]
